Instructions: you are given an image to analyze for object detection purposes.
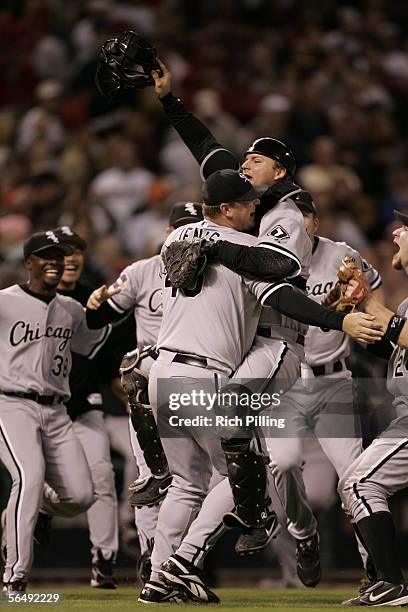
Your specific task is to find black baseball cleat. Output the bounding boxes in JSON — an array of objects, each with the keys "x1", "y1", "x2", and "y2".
[
  {"x1": 138, "y1": 549, "x2": 152, "y2": 585},
  {"x1": 33, "y1": 512, "x2": 53, "y2": 546},
  {"x1": 359, "y1": 557, "x2": 378, "y2": 595},
  {"x1": 1, "y1": 510, "x2": 7, "y2": 563},
  {"x1": 296, "y1": 533, "x2": 321, "y2": 588},
  {"x1": 2, "y1": 580, "x2": 27, "y2": 596},
  {"x1": 90, "y1": 550, "x2": 117, "y2": 589},
  {"x1": 159, "y1": 554, "x2": 220, "y2": 604},
  {"x1": 222, "y1": 511, "x2": 256, "y2": 531},
  {"x1": 129, "y1": 472, "x2": 172, "y2": 508},
  {"x1": 138, "y1": 580, "x2": 188, "y2": 604},
  {"x1": 235, "y1": 510, "x2": 281, "y2": 556},
  {"x1": 342, "y1": 580, "x2": 408, "y2": 606}
]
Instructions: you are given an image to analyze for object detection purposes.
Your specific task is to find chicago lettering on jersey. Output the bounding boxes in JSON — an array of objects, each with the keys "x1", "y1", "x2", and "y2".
[
  {"x1": 306, "y1": 280, "x2": 334, "y2": 297},
  {"x1": 148, "y1": 287, "x2": 163, "y2": 313},
  {"x1": 10, "y1": 321, "x2": 74, "y2": 351}
]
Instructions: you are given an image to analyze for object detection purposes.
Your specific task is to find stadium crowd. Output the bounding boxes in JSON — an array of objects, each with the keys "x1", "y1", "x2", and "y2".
[{"x1": 0, "y1": 0, "x2": 408, "y2": 308}]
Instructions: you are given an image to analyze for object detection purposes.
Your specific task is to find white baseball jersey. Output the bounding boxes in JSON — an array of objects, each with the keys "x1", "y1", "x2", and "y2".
[
  {"x1": 387, "y1": 298, "x2": 408, "y2": 413},
  {"x1": 0, "y1": 285, "x2": 111, "y2": 399},
  {"x1": 107, "y1": 256, "x2": 162, "y2": 348},
  {"x1": 305, "y1": 237, "x2": 382, "y2": 366},
  {"x1": 158, "y1": 220, "x2": 275, "y2": 373},
  {"x1": 257, "y1": 195, "x2": 312, "y2": 341}
]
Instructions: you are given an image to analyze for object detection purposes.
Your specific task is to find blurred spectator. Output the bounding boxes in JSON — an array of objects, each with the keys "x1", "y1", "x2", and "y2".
[
  {"x1": 90, "y1": 133, "x2": 153, "y2": 229},
  {"x1": 15, "y1": 80, "x2": 66, "y2": 153},
  {"x1": 120, "y1": 175, "x2": 178, "y2": 257}
]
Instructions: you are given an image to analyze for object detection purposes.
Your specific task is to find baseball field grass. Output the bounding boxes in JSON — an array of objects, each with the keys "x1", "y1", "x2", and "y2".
[{"x1": 1, "y1": 586, "x2": 358, "y2": 611}]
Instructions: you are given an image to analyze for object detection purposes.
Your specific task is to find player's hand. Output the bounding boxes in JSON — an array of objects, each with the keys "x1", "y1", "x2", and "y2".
[
  {"x1": 151, "y1": 59, "x2": 171, "y2": 98},
  {"x1": 342, "y1": 312, "x2": 383, "y2": 343},
  {"x1": 87, "y1": 284, "x2": 121, "y2": 310},
  {"x1": 343, "y1": 279, "x2": 369, "y2": 304}
]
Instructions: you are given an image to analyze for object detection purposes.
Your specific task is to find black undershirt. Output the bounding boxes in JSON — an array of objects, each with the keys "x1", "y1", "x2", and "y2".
[{"x1": 19, "y1": 283, "x2": 55, "y2": 304}]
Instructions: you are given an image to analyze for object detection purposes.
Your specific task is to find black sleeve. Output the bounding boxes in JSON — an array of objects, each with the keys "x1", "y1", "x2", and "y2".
[
  {"x1": 160, "y1": 93, "x2": 239, "y2": 177},
  {"x1": 86, "y1": 301, "x2": 128, "y2": 329},
  {"x1": 264, "y1": 284, "x2": 345, "y2": 331},
  {"x1": 366, "y1": 337, "x2": 394, "y2": 360},
  {"x1": 208, "y1": 241, "x2": 299, "y2": 282}
]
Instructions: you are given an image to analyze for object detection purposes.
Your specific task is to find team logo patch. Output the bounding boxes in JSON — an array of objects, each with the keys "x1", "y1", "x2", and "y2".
[
  {"x1": 112, "y1": 272, "x2": 128, "y2": 290},
  {"x1": 267, "y1": 225, "x2": 290, "y2": 241}
]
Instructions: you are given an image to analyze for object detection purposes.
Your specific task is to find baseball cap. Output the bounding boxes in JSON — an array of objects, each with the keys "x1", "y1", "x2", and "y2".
[
  {"x1": 203, "y1": 169, "x2": 262, "y2": 206},
  {"x1": 394, "y1": 209, "x2": 408, "y2": 226},
  {"x1": 23, "y1": 231, "x2": 73, "y2": 260},
  {"x1": 53, "y1": 226, "x2": 87, "y2": 251},
  {"x1": 292, "y1": 191, "x2": 318, "y2": 217},
  {"x1": 169, "y1": 202, "x2": 204, "y2": 228}
]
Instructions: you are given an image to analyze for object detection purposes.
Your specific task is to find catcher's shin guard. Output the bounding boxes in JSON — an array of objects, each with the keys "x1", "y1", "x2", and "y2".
[
  {"x1": 221, "y1": 438, "x2": 270, "y2": 528},
  {"x1": 121, "y1": 347, "x2": 168, "y2": 477},
  {"x1": 129, "y1": 402, "x2": 168, "y2": 477}
]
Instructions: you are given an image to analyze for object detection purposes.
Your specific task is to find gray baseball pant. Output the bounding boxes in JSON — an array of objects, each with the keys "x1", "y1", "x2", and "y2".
[{"x1": 0, "y1": 398, "x2": 94, "y2": 583}]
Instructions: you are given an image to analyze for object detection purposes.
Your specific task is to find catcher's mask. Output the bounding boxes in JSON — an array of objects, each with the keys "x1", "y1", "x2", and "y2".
[{"x1": 95, "y1": 30, "x2": 162, "y2": 100}]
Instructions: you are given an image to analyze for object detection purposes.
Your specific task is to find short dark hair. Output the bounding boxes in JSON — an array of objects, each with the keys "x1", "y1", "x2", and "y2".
[{"x1": 203, "y1": 201, "x2": 245, "y2": 219}]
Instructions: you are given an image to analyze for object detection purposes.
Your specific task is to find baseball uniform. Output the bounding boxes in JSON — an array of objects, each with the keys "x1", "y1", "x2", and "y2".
[
  {"x1": 267, "y1": 238, "x2": 381, "y2": 538},
  {"x1": 107, "y1": 255, "x2": 163, "y2": 555},
  {"x1": 340, "y1": 296, "x2": 408, "y2": 522},
  {"x1": 58, "y1": 282, "x2": 135, "y2": 570},
  {"x1": 148, "y1": 219, "x2": 276, "y2": 582},
  {"x1": 265, "y1": 238, "x2": 381, "y2": 575},
  {"x1": 0, "y1": 283, "x2": 110, "y2": 585}
]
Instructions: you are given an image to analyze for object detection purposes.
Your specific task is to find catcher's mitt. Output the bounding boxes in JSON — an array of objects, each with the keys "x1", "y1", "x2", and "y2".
[
  {"x1": 162, "y1": 239, "x2": 209, "y2": 289},
  {"x1": 95, "y1": 30, "x2": 162, "y2": 101},
  {"x1": 321, "y1": 256, "x2": 370, "y2": 313}
]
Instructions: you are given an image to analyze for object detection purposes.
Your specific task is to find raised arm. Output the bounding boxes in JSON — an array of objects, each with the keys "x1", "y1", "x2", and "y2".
[{"x1": 152, "y1": 60, "x2": 239, "y2": 178}]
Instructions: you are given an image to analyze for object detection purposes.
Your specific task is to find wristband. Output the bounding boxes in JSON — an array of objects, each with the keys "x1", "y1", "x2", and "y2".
[{"x1": 384, "y1": 315, "x2": 406, "y2": 344}]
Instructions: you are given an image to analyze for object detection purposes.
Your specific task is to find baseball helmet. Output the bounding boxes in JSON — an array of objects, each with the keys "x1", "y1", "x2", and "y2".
[
  {"x1": 95, "y1": 30, "x2": 162, "y2": 100},
  {"x1": 245, "y1": 137, "x2": 296, "y2": 176}
]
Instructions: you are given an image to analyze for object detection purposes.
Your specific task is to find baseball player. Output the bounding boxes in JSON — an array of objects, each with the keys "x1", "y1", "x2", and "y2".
[
  {"x1": 257, "y1": 191, "x2": 383, "y2": 584},
  {"x1": 138, "y1": 171, "x2": 278, "y2": 604},
  {"x1": 339, "y1": 210, "x2": 408, "y2": 606},
  {"x1": 132, "y1": 170, "x2": 382, "y2": 604},
  {"x1": 0, "y1": 231, "x2": 111, "y2": 596},
  {"x1": 55, "y1": 226, "x2": 135, "y2": 588},
  {"x1": 86, "y1": 202, "x2": 204, "y2": 583},
  {"x1": 151, "y1": 62, "x2": 382, "y2": 582}
]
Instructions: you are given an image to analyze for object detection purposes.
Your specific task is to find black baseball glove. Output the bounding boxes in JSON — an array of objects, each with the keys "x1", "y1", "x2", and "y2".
[
  {"x1": 95, "y1": 30, "x2": 162, "y2": 101},
  {"x1": 162, "y1": 239, "x2": 211, "y2": 289}
]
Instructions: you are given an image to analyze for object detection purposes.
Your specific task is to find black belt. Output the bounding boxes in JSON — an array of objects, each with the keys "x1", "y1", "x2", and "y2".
[
  {"x1": 172, "y1": 353, "x2": 208, "y2": 368},
  {"x1": 311, "y1": 360, "x2": 344, "y2": 377},
  {"x1": 147, "y1": 347, "x2": 159, "y2": 361},
  {"x1": 0, "y1": 391, "x2": 64, "y2": 405},
  {"x1": 256, "y1": 327, "x2": 305, "y2": 346}
]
